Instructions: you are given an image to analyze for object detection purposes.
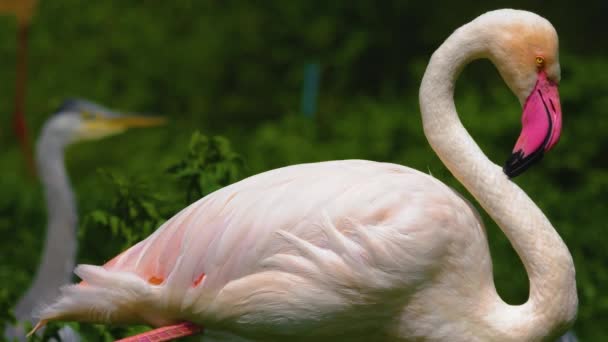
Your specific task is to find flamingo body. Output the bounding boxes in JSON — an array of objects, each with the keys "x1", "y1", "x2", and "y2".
[
  {"x1": 42, "y1": 160, "x2": 488, "y2": 340},
  {"x1": 36, "y1": 9, "x2": 577, "y2": 341}
]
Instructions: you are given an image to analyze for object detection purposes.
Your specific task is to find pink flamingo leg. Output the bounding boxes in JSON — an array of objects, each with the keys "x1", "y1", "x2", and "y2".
[{"x1": 114, "y1": 322, "x2": 203, "y2": 342}]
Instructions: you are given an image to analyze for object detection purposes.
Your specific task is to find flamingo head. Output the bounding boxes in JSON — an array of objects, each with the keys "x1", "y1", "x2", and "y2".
[{"x1": 479, "y1": 10, "x2": 562, "y2": 178}]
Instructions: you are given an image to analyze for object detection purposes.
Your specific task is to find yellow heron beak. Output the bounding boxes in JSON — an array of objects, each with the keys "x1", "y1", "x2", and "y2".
[
  {"x1": 78, "y1": 113, "x2": 167, "y2": 141},
  {"x1": 97, "y1": 115, "x2": 167, "y2": 128}
]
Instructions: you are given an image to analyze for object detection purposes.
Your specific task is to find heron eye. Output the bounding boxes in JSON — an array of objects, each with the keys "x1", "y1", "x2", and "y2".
[{"x1": 535, "y1": 56, "x2": 545, "y2": 67}]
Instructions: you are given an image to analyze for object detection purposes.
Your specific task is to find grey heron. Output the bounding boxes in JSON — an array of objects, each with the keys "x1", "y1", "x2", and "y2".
[{"x1": 5, "y1": 99, "x2": 165, "y2": 341}]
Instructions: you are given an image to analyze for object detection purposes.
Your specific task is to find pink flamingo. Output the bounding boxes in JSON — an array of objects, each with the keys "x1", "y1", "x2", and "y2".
[{"x1": 32, "y1": 9, "x2": 576, "y2": 341}]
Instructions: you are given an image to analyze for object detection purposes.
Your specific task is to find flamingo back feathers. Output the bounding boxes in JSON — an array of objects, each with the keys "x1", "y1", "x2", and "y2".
[{"x1": 36, "y1": 160, "x2": 479, "y2": 334}]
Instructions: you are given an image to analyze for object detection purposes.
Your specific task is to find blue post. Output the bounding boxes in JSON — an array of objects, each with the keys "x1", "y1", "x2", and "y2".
[{"x1": 300, "y1": 63, "x2": 321, "y2": 118}]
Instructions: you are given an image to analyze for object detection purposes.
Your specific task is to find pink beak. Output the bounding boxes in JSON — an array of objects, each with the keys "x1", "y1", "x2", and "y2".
[{"x1": 504, "y1": 71, "x2": 562, "y2": 178}]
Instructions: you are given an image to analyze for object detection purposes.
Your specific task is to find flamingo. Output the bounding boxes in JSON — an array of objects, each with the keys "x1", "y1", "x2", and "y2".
[
  {"x1": 4, "y1": 100, "x2": 165, "y2": 341},
  {"x1": 31, "y1": 9, "x2": 577, "y2": 341}
]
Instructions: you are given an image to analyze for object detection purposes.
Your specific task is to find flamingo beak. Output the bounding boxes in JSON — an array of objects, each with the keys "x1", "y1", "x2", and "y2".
[{"x1": 503, "y1": 71, "x2": 562, "y2": 178}]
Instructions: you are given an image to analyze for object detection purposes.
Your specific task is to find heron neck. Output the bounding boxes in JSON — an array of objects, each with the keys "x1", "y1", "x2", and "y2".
[
  {"x1": 15, "y1": 129, "x2": 78, "y2": 320},
  {"x1": 418, "y1": 22, "x2": 577, "y2": 340}
]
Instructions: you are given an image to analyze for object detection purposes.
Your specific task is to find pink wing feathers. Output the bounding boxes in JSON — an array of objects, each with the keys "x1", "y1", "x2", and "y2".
[
  {"x1": 100, "y1": 160, "x2": 426, "y2": 291},
  {"x1": 36, "y1": 160, "x2": 468, "y2": 331}
]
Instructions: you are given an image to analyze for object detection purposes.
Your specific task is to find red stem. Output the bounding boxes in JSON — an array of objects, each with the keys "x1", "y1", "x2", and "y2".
[{"x1": 13, "y1": 22, "x2": 35, "y2": 177}]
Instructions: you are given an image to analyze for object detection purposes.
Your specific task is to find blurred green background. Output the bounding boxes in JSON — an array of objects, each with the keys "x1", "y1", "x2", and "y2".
[{"x1": 0, "y1": 1, "x2": 606, "y2": 340}]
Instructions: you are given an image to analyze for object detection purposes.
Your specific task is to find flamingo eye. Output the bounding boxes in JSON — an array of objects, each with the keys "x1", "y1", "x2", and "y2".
[{"x1": 535, "y1": 56, "x2": 545, "y2": 68}]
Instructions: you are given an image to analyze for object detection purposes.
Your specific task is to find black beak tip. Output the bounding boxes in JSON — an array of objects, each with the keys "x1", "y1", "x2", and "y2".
[
  {"x1": 503, "y1": 151, "x2": 522, "y2": 178},
  {"x1": 503, "y1": 149, "x2": 544, "y2": 179},
  {"x1": 503, "y1": 164, "x2": 520, "y2": 179}
]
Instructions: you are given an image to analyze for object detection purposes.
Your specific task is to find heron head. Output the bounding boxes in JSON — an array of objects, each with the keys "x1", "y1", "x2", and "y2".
[
  {"x1": 475, "y1": 10, "x2": 562, "y2": 178},
  {"x1": 45, "y1": 99, "x2": 166, "y2": 144}
]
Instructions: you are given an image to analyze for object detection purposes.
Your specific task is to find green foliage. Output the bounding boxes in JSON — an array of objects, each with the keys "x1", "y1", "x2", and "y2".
[
  {"x1": 80, "y1": 170, "x2": 167, "y2": 253},
  {"x1": 0, "y1": 292, "x2": 16, "y2": 340},
  {"x1": 168, "y1": 132, "x2": 245, "y2": 203}
]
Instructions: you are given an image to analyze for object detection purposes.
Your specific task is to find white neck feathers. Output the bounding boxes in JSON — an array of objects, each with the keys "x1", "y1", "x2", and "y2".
[
  {"x1": 419, "y1": 12, "x2": 577, "y2": 340},
  {"x1": 14, "y1": 129, "x2": 78, "y2": 321}
]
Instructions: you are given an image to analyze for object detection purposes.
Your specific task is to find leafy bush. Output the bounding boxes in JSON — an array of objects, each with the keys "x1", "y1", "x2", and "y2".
[
  {"x1": 168, "y1": 132, "x2": 245, "y2": 203},
  {"x1": 80, "y1": 171, "x2": 167, "y2": 256}
]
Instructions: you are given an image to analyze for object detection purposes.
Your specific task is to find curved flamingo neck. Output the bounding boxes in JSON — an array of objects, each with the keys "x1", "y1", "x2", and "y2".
[{"x1": 419, "y1": 20, "x2": 577, "y2": 340}]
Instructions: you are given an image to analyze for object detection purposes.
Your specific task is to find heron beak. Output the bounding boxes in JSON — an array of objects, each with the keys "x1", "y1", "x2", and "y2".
[
  {"x1": 100, "y1": 115, "x2": 167, "y2": 129},
  {"x1": 503, "y1": 71, "x2": 562, "y2": 178},
  {"x1": 79, "y1": 114, "x2": 167, "y2": 140},
  {"x1": 87, "y1": 115, "x2": 167, "y2": 131}
]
